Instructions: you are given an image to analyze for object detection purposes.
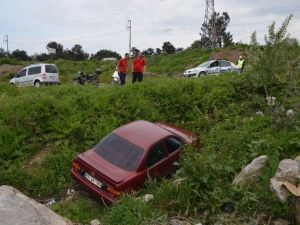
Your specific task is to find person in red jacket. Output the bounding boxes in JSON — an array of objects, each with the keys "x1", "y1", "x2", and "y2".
[
  {"x1": 132, "y1": 51, "x2": 146, "y2": 83},
  {"x1": 117, "y1": 53, "x2": 129, "y2": 85}
]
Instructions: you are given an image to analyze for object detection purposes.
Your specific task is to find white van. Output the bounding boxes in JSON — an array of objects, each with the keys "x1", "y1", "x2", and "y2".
[{"x1": 10, "y1": 63, "x2": 60, "y2": 87}]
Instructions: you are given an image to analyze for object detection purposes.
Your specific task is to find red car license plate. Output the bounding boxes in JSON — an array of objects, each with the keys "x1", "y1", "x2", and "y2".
[{"x1": 84, "y1": 172, "x2": 103, "y2": 188}]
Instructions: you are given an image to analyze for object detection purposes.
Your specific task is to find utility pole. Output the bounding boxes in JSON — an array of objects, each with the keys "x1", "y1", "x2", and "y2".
[
  {"x1": 201, "y1": 0, "x2": 217, "y2": 48},
  {"x1": 127, "y1": 20, "x2": 132, "y2": 57},
  {"x1": 3, "y1": 35, "x2": 9, "y2": 55}
]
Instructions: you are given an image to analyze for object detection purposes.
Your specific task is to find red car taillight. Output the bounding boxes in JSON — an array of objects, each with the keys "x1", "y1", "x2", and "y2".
[
  {"x1": 72, "y1": 161, "x2": 81, "y2": 172},
  {"x1": 107, "y1": 186, "x2": 123, "y2": 197}
]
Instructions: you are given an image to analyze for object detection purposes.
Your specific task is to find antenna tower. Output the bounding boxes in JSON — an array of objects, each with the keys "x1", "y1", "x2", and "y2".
[{"x1": 201, "y1": 0, "x2": 217, "y2": 48}]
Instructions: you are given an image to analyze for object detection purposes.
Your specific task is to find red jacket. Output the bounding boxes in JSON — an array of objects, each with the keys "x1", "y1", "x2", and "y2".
[
  {"x1": 133, "y1": 57, "x2": 146, "y2": 73},
  {"x1": 118, "y1": 58, "x2": 129, "y2": 74}
]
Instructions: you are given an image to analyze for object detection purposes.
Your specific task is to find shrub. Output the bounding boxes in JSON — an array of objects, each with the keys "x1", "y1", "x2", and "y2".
[{"x1": 246, "y1": 15, "x2": 300, "y2": 99}]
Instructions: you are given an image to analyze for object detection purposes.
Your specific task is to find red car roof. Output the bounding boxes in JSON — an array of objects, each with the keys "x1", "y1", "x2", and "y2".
[{"x1": 113, "y1": 120, "x2": 171, "y2": 150}]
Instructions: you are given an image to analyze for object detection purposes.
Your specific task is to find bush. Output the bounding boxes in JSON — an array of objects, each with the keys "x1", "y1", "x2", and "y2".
[
  {"x1": 0, "y1": 57, "x2": 23, "y2": 65},
  {"x1": 246, "y1": 15, "x2": 300, "y2": 99}
]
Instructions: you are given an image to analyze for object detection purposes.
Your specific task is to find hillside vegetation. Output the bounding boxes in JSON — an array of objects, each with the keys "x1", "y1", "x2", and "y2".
[
  {"x1": 0, "y1": 48, "x2": 212, "y2": 84},
  {"x1": 0, "y1": 18, "x2": 300, "y2": 224}
]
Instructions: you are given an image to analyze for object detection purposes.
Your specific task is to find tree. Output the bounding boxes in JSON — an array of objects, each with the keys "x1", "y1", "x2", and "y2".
[
  {"x1": 215, "y1": 12, "x2": 233, "y2": 47},
  {"x1": 156, "y1": 48, "x2": 162, "y2": 55},
  {"x1": 131, "y1": 47, "x2": 140, "y2": 57},
  {"x1": 200, "y1": 12, "x2": 234, "y2": 48},
  {"x1": 0, "y1": 48, "x2": 6, "y2": 57},
  {"x1": 46, "y1": 41, "x2": 64, "y2": 59},
  {"x1": 11, "y1": 49, "x2": 31, "y2": 61},
  {"x1": 162, "y1": 41, "x2": 176, "y2": 54},
  {"x1": 33, "y1": 53, "x2": 50, "y2": 61},
  {"x1": 91, "y1": 49, "x2": 121, "y2": 60},
  {"x1": 47, "y1": 41, "x2": 63, "y2": 53},
  {"x1": 190, "y1": 40, "x2": 205, "y2": 49},
  {"x1": 67, "y1": 44, "x2": 89, "y2": 61},
  {"x1": 222, "y1": 32, "x2": 233, "y2": 47},
  {"x1": 247, "y1": 15, "x2": 299, "y2": 98},
  {"x1": 176, "y1": 47, "x2": 184, "y2": 53},
  {"x1": 142, "y1": 48, "x2": 155, "y2": 56}
]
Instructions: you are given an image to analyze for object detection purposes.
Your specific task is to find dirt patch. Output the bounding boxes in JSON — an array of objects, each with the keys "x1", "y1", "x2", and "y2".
[
  {"x1": 25, "y1": 146, "x2": 51, "y2": 170},
  {"x1": 210, "y1": 49, "x2": 246, "y2": 63},
  {"x1": 0, "y1": 64, "x2": 23, "y2": 77}
]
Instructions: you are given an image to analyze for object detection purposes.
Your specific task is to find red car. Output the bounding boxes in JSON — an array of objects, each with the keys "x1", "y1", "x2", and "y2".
[{"x1": 71, "y1": 120, "x2": 199, "y2": 203}]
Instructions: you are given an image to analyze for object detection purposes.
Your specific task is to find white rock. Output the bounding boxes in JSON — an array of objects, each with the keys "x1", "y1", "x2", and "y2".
[
  {"x1": 294, "y1": 156, "x2": 300, "y2": 163},
  {"x1": 0, "y1": 185, "x2": 73, "y2": 225},
  {"x1": 232, "y1": 155, "x2": 268, "y2": 186},
  {"x1": 90, "y1": 219, "x2": 102, "y2": 225},
  {"x1": 270, "y1": 178, "x2": 289, "y2": 203},
  {"x1": 275, "y1": 159, "x2": 300, "y2": 183},
  {"x1": 266, "y1": 96, "x2": 276, "y2": 106},
  {"x1": 143, "y1": 194, "x2": 154, "y2": 202},
  {"x1": 286, "y1": 109, "x2": 294, "y2": 118},
  {"x1": 270, "y1": 159, "x2": 300, "y2": 203},
  {"x1": 213, "y1": 222, "x2": 223, "y2": 225},
  {"x1": 273, "y1": 219, "x2": 291, "y2": 225},
  {"x1": 170, "y1": 219, "x2": 191, "y2": 225},
  {"x1": 67, "y1": 188, "x2": 75, "y2": 196},
  {"x1": 255, "y1": 111, "x2": 264, "y2": 116}
]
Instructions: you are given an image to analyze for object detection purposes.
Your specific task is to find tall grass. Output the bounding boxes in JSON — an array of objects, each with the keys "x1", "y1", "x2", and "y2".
[
  {"x1": 0, "y1": 57, "x2": 23, "y2": 65},
  {"x1": 0, "y1": 72, "x2": 299, "y2": 224}
]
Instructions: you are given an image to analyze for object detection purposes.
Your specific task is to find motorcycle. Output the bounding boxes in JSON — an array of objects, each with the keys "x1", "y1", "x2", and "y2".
[{"x1": 73, "y1": 69, "x2": 101, "y2": 86}]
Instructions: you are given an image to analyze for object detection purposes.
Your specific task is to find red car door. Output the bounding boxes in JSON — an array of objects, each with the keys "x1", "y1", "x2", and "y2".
[
  {"x1": 126, "y1": 142, "x2": 167, "y2": 189},
  {"x1": 147, "y1": 137, "x2": 183, "y2": 179},
  {"x1": 163, "y1": 136, "x2": 184, "y2": 175},
  {"x1": 146, "y1": 142, "x2": 171, "y2": 180},
  {"x1": 128, "y1": 138, "x2": 183, "y2": 190}
]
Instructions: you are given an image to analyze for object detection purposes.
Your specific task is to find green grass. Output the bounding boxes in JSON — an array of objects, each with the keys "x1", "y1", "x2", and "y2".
[
  {"x1": 0, "y1": 56, "x2": 24, "y2": 65},
  {"x1": 0, "y1": 30, "x2": 299, "y2": 224},
  {"x1": 0, "y1": 72, "x2": 299, "y2": 224},
  {"x1": 147, "y1": 48, "x2": 211, "y2": 76},
  {"x1": 51, "y1": 195, "x2": 105, "y2": 225}
]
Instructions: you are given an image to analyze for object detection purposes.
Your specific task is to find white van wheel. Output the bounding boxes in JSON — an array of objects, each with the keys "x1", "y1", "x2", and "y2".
[{"x1": 34, "y1": 81, "x2": 41, "y2": 87}]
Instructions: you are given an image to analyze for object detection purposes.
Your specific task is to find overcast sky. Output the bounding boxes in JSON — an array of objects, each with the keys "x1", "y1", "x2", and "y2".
[{"x1": 0, "y1": 0, "x2": 299, "y2": 55}]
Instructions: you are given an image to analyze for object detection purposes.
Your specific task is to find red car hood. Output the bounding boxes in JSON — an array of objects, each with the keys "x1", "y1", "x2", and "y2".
[{"x1": 77, "y1": 149, "x2": 133, "y2": 184}]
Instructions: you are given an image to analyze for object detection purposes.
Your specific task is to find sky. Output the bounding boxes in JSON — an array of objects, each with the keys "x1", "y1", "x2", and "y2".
[{"x1": 0, "y1": 0, "x2": 299, "y2": 55}]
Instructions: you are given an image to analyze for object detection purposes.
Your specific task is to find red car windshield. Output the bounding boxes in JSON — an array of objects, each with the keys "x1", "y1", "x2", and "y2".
[{"x1": 94, "y1": 133, "x2": 144, "y2": 171}]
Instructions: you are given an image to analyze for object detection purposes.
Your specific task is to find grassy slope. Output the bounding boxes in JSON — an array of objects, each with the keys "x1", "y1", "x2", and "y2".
[
  {"x1": 146, "y1": 49, "x2": 211, "y2": 76},
  {"x1": 0, "y1": 48, "x2": 211, "y2": 84},
  {"x1": 0, "y1": 48, "x2": 299, "y2": 224}
]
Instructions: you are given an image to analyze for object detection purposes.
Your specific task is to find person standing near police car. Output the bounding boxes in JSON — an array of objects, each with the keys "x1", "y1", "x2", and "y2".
[
  {"x1": 132, "y1": 51, "x2": 146, "y2": 83},
  {"x1": 237, "y1": 56, "x2": 245, "y2": 73},
  {"x1": 117, "y1": 53, "x2": 130, "y2": 85}
]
